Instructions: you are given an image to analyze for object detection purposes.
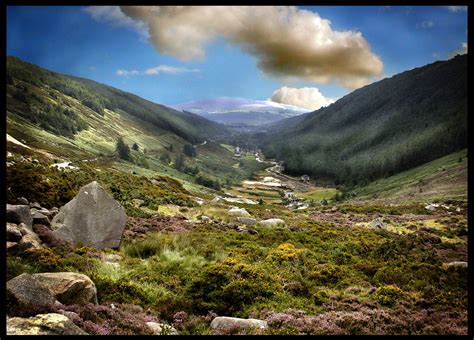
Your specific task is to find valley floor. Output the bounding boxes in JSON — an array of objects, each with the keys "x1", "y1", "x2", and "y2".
[{"x1": 5, "y1": 144, "x2": 468, "y2": 335}]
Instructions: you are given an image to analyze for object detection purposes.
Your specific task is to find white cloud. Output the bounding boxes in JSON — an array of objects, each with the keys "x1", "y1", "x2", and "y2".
[
  {"x1": 117, "y1": 6, "x2": 383, "y2": 90},
  {"x1": 449, "y1": 42, "x2": 468, "y2": 58},
  {"x1": 116, "y1": 65, "x2": 200, "y2": 76},
  {"x1": 84, "y1": 6, "x2": 148, "y2": 37},
  {"x1": 145, "y1": 65, "x2": 200, "y2": 75},
  {"x1": 446, "y1": 6, "x2": 467, "y2": 12},
  {"x1": 416, "y1": 20, "x2": 434, "y2": 29},
  {"x1": 116, "y1": 69, "x2": 140, "y2": 76},
  {"x1": 270, "y1": 86, "x2": 335, "y2": 111}
]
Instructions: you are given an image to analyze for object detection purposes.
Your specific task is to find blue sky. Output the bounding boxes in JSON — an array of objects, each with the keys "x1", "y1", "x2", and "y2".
[{"x1": 6, "y1": 6, "x2": 468, "y2": 108}]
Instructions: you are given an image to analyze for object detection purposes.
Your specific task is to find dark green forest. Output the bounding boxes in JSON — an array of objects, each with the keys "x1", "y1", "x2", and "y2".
[{"x1": 259, "y1": 55, "x2": 467, "y2": 186}]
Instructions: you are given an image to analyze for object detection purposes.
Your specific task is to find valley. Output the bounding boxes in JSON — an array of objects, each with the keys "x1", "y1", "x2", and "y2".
[{"x1": 5, "y1": 55, "x2": 468, "y2": 335}]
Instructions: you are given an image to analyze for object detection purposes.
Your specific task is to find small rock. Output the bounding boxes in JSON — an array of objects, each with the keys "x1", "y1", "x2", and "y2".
[
  {"x1": 199, "y1": 215, "x2": 211, "y2": 222},
  {"x1": 17, "y1": 197, "x2": 29, "y2": 205},
  {"x1": 236, "y1": 225, "x2": 247, "y2": 232},
  {"x1": 30, "y1": 202, "x2": 42, "y2": 209},
  {"x1": 237, "y1": 217, "x2": 257, "y2": 225},
  {"x1": 6, "y1": 223, "x2": 23, "y2": 242},
  {"x1": 210, "y1": 316, "x2": 268, "y2": 330},
  {"x1": 146, "y1": 322, "x2": 178, "y2": 335},
  {"x1": 7, "y1": 313, "x2": 88, "y2": 335},
  {"x1": 228, "y1": 207, "x2": 251, "y2": 217},
  {"x1": 369, "y1": 218, "x2": 386, "y2": 230},
  {"x1": 7, "y1": 204, "x2": 33, "y2": 228},
  {"x1": 31, "y1": 211, "x2": 51, "y2": 227},
  {"x1": 258, "y1": 218, "x2": 286, "y2": 228},
  {"x1": 444, "y1": 261, "x2": 468, "y2": 269},
  {"x1": 331, "y1": 206, "x2": 338, "y2": 212},
  {"x1": 425, "y1": 204, "x2": 436, "y2": 211},
  {"x1": 7, "y1": 241, "x2": 19, "y2": 254}
]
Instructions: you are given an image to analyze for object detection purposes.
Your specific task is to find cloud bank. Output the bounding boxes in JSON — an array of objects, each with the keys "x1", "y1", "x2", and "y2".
[
  {"x1": 270, "y1": 86, "x2": 335, "y2": 111},
  {"x1": 116, "y1": 65, "x2": 200, "y2": 76},
  {"x1": 115, "y1": 6, "x2": 383, "y2": 89},
  {"x1": 446, "y1": 6, "x2": 467, "y2": 12}
]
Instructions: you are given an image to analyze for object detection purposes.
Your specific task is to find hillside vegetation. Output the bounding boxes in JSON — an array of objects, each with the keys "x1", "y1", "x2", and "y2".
[{"x1": 260, "y1": 55, "x2": 467, "y2": 186}]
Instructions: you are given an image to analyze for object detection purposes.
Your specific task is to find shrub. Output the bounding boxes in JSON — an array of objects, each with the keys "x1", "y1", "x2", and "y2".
[{"x1": 373, "y1": 285, "x2": 404, "y2": 307}]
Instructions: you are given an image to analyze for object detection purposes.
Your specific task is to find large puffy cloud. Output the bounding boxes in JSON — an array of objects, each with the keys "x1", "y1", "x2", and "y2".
[
  {"x1": 270, "y1": 86, "x2": 335, "y2": 111},
  {"x1": 116, "y1": 6, "x2": 383, "y2": 89}
]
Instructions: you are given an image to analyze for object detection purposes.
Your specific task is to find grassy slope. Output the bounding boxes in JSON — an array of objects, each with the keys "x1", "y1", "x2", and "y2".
[
  {"x1": 350, "y1": 149, "x2": 467, "y2": 204},
  {"x1": 6, "y1": 57, "x2": 266, "y2": 201}
]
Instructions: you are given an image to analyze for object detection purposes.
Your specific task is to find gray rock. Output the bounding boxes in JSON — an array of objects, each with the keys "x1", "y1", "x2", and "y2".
[
  {"x1": 257, "y1": 218, "x2": 286, "y2": 228},
  {"x1": 237, "y1": 217, "x2": 257, "y2": 225},
  {"x1": 7, "y1": 223, "x2": 23, "y2": 242},
  {"x1": 51, "y1": 181, "x2": 127, "y2": 249},
  {"x1": 7, "y1": 313, "x2": 88, "y2": 335},
  {"x1": 7, "y1": 204, "x2": 33, "y2": 228},
  {"x1": 32, "y1": 272, "x2": 98, "y2": 305},
  {"x1": 17, "y1": 223, "x2": 44, "y2": 253},
  {"x1": 369, "y1": 218, "x2": 386, "y2": 230},
  {"x1": 17, "y1": 197, "x2": 29, "y2": 205},
  {"x1": 444, "y1": 261, "x2": 468, "y2": 269},
  {"x1": 210, "y1": 316, "x2": 268, "y2": 330},
  {"x1": 146, "y1": 322, "x2": 179, "y2": 335},
  {"x1": 32, "y1": 207, "x2": 55, "y2": 219},
  {"x1": 30, "y1": 202, "x2": 42, "y2": 209},
  {"x1": 32, "y1": 211, "x2": 51, "y2": 227},
  {"x1": 228, "y1": 207, "x2": 251, "y2": 217},
  {"x1": 7, "y1": 273, "x2": 58, "y2": 308}
]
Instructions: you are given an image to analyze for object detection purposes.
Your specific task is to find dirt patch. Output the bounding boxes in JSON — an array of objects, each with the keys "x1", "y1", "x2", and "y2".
[{"x1": 123, "y1": 215, "x2": 195, "y2": 240}]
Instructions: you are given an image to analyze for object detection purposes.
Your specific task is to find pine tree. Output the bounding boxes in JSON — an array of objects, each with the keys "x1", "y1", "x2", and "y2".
[{"x1": 116, "y1": 137, "x2": 132, "y2": 162}]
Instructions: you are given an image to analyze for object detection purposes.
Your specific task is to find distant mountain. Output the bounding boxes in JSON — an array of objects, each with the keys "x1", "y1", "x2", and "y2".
[
  {"x1": 260, "y1": 55, "x2": 467, "y2": 185},
  {"x1": 171, "y1": 97, "x2": 309, "y2": 126}
]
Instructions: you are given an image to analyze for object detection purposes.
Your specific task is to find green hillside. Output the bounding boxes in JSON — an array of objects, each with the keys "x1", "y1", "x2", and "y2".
[
  {"x1": 260, "y1": 55, "x2": 467, "y2": 186},
  {"x1": 6, "y1": 56, "x2": 226, "y2": 143},
  {"x1": 6, "y1": 56, "x2": 266, "y2": 208}
]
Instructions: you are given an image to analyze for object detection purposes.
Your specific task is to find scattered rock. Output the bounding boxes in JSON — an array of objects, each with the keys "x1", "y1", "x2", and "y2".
[
  {"x1": 51, "y1": 181, "x2": 127, "y2": 249},
  {"x1": 146, "y1": 322, "x2": 178, "y2": 335},
  {"x1": 32, "y1": 207, "x2": 55, "y2": 219},
  {"x1": 237, "y1": 217, "x2": 257, "y2": 225},
  {"x1": 228, "y1": 207, "x2": 251, "y2": 217},
  {"x1": 7, "y1": 273, "x2": 58, "y2": 308},
  {"x1": 32, "y1": 211, "x2": 51, "y2": 227},
  {"x1": 32, "y1": 272, "x2": 98, "y2": 305},
  {"x1": 199, "y1": 215, "x2": 211, "y2": 223},
  {"x1": 7, "y1": 313, "x2": 88, "y2": 335},
  {"x1": 369, "y1": 218, "x2": 386, "y2": 230},
  {"x1": 236, "y1": 226, "x2": 247, "y2": 232},
  {"x1": 444, "y1": 261, "x2": 468, "y2": 269},
  {"x1": 17, "y1": 223, "x2": 44, "y2": 253},
  {"x1": 18, "y1": 197, "x2": 29, "y2": 205},
  {"x1": 210, "y1": 316, "x2": 268, "y2": 330},
  {"x1": 30, "y1": 202, "x2": 42, "y2": 209},
  {"x1": 7, "y1": 204, "x2": 33, "y2": 228},
  {"x1": 258, "y1": 218, "x2": 286, "y2": 228},
  {"x1": 7, "y1": 223, "x2": 23, "y2": 242},
  {"x1": 331, "y1": 206, "x2": 338, "y2": 212}
]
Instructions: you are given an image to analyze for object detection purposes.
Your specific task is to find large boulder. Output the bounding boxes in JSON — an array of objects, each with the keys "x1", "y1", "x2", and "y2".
[
  {"x1": 257, "y1": 218, "x2": 286, "y2": 228},
  {"x1": 7, "y1": 313, "x2": 88, "y2": 335},
  {"x1": 228, "y1": 207, "x2": 251, "y2": 217},
  {"x1": 51, "y1": 181, "x2": 127, "y2": 249},
  {"x1": 32, "y1": 272, "x2": 98, "y2": 305},
  {"x1": 7, "y1": 204, "x2": 33, "y2": 228},
  {"x1": 210, "y1": 316, "x2": 268, "y2": 330},
  {"x1": 7, "y1": 273, "x2": 58, "y2": 308}
]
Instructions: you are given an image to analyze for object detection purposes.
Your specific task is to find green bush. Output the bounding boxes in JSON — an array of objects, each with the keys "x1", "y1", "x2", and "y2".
[{"x1": 373, "y1": 285, "x2": 405, "y2": 307}]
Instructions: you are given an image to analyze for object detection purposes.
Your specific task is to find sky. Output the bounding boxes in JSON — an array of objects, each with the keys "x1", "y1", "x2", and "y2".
[{"x1": 6, "y1": 6, "x2": 468, "y2": 110}]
